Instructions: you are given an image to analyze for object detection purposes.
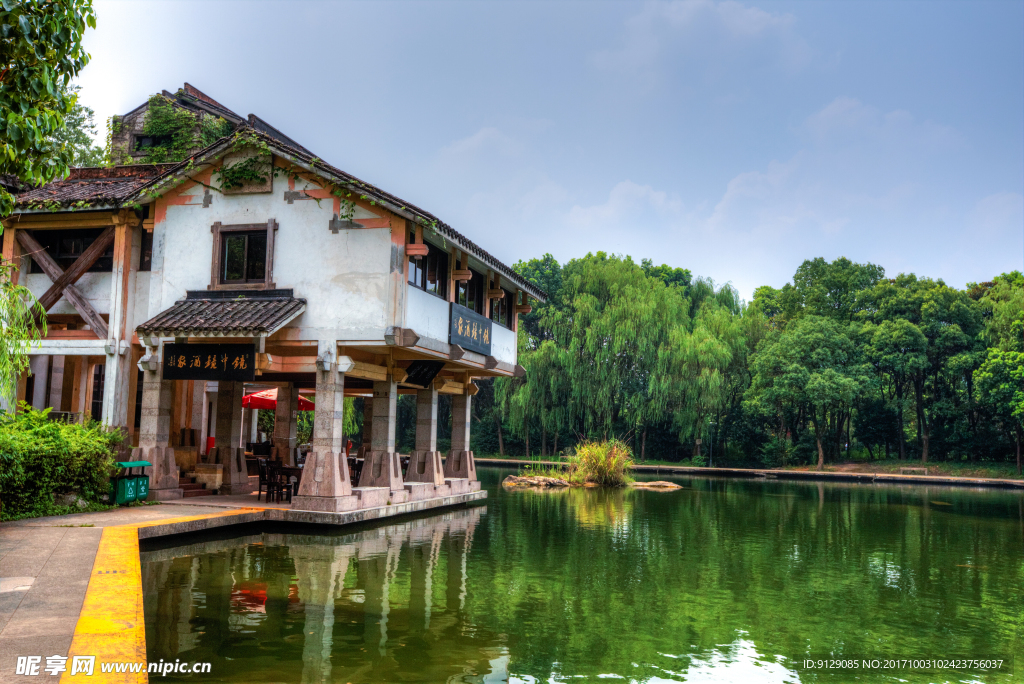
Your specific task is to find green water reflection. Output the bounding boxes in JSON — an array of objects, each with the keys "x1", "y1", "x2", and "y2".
[{"x1": 141, "y1": 468, "x2": 1024, "y2": 682}]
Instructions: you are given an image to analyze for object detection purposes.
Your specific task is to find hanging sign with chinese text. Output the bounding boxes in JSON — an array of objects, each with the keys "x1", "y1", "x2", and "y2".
[
  {"x1": 162, "y1": 344, "x2": 256, "y2": 381},
  {"x1": 449, "y1": 303, "x2": 492, "y2": 356}
]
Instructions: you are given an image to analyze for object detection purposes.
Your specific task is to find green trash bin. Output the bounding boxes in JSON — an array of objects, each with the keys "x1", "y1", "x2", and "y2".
[{"x1": 110, "y1": 461, "x2": 152, "y2": 505}]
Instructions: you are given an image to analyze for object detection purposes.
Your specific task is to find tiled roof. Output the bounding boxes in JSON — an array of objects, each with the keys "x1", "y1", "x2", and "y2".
[
  {"x1": 128, "y1": 130, "x2": 549, "y2": 302},
  {"x1": 14, "y1": 165, "x2": 174, "y2": 209},
  {"x1": 136, "y1": 290, "x2": 306, "y2": 337}
]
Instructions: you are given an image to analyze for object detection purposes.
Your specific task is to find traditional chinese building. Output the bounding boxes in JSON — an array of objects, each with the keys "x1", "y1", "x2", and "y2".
[{"x1": 3, "y1": 84, "x2": 544, "y2": 511}]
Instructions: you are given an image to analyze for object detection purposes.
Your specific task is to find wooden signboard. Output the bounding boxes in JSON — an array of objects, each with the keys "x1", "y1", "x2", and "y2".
[
  {"x1": 449, "y1": 303, "x2": 492, "y2": 356},
  {"x1": 162, "y1": 343, "x2": 256, "y2": 382}
]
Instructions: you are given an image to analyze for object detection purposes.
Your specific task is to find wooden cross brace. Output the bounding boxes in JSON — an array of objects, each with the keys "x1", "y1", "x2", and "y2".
[{"x1": 16, "y1": 227, "x2": 113, "y2": 340}]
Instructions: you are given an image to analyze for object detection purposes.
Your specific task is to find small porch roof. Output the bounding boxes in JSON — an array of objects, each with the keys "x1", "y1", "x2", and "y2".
[{"x1": 136, "y1": 290, "x2": 305, "y2": 338}]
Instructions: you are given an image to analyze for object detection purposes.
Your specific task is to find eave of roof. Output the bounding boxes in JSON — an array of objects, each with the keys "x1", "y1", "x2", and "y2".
[
  {"x1": 136, "y1": 290, "x2": 306, "y2": 338},
  {"x1": 125, "y1": 130, "x2": 548, "y2": 302}
]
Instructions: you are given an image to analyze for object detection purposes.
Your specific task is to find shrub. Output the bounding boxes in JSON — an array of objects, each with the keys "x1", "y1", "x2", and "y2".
[
  {"x1": 0, "y1": 405, "x2": 122, "y2": 521},
  {"x1": 757, "y1": 435, "x2": 791, "y2": 468},
  {"x1": 565, "y1": 439, "x2": 635, "y2": 486}
]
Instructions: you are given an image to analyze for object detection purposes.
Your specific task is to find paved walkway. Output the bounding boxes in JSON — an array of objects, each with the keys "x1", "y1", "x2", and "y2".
[
  {"x1": 0, "y1": 504, "x2": 237, "y2": 681},
  {"x1": 0, "y1": 488, "x2": 485, "y2": 681}
]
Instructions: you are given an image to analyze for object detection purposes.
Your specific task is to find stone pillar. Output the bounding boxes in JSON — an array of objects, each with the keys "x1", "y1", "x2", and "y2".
[
  {"x1": 273, "y1": 384, "x2": 299, "y2": 466},
  {"x1": 136, "y1": 355, "x2": 182, "y2": 500},
  {"x1": 444, "y1": 392, "x2": 477, "y2": 484},
  {"x1": 29, "y1": 355, "x2": 48, "y2": 410},
  {"x1": 358, "y1": 375, "x2": 405, "y2": 496},
  {"x1": 212, "y1": 380, "x2": 252, "y2": 494},
  {"x1": 407, "y1": 388, "x2": 445, "y2": 488},
  {"x1": 240, "y1": 407, "x2": 252, "y2": 450},
  {"x1": 293, "y1": 346, "x2": 356, "y2": 512}
]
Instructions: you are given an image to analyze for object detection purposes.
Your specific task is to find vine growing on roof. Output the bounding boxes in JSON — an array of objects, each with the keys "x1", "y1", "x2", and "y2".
[{"x1": 108, "y1": 93, "x2": 233, "y2": 165}]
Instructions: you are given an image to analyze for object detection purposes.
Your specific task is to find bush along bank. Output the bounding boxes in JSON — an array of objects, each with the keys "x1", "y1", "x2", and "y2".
[
  {"x1": 507, "y1": 439, "x2": 635, "y2": 487},
  {"x1": 0, "y1": 405, "x2": 122, "y2": 521}
]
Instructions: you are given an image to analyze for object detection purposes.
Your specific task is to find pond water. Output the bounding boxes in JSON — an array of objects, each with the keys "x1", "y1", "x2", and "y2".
[{"x1": 141, "y1": 467, "x2": 1024, "y2": 683}]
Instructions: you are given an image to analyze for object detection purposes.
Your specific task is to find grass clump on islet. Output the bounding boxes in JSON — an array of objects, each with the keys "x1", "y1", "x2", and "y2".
[{"x1": 522, "y1": 439, "x2": 635, "y2": 487}]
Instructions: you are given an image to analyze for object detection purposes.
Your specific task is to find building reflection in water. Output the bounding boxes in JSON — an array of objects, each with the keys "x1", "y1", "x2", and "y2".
[{"x1": 141, "y1": 506, "x2": 496, "y2": 683}]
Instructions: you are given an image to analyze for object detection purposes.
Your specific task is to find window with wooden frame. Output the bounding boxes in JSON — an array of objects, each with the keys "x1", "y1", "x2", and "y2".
[
  {"x1": 490, "y1": 287, "x2": 514, "y2": 329},
  {"x1": 407, "y1": 230, "x2": 449, "y2": 299},
  {"x1": 209, "y1": 220, "x2": 277, "y2": 290},
  {"x1": 456, "y1": 268, "x2": 485, "y2": 314}
]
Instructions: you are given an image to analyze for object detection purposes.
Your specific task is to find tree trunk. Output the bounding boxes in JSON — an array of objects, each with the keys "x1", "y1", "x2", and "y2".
[
  {"x1": 641, "y1": 427, "x2": 647, "y2": 461},
  {"x1": 865, "y1": 442, "x2": 874, "y2": 460},
  {"x1": 1016, "y1": 426, "x2": 1022, "y2": 476},
  {"x1": 541, "y1": 428, "x2": 547, "y2": 457},
  {"x1": 553, "y1": 432, "x2": 558, "y2": 457},
  {"x1": 525, "y1": 432, "x2": 530, "y2": 459},
  {"x1": 813, "y1": 414, "x2": 825, "y2": 471},
  {"x1": 915, "y1": 375, "x2": 929, "y2": 463},
  {"x1": 495, "y1": 415, "x2": 504, "y2": 457},
  {"x1": 896, "y1": 379, "x2": 906, "y2": 460}
]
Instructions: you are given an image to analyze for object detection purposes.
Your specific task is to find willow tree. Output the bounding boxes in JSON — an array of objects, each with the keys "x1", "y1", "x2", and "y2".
[{"x1": 542, "y1": 253, "x2": 688, "y2": 442}]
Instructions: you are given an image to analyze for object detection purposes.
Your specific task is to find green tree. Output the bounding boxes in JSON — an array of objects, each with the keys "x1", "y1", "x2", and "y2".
[
  {"x1": 543, "y1": 253, "x2": 688, "y2": 439},
  {"x1": 974, "y1": 341, "x2": 1024, "y2": 474},
  {"x1": 779, "y1": 256, "x2": 885, "y2": 322},
  {"x1": 0, "y1": 0, "x2": 95, "y2": 214},
  {"x1": 0, "y1": 0, "x2": 95, "y2": 406},
  {"x1": 863, "y1": 319, "x2": 927, "y2": 460},
  {"x1": 50, "y1": 84, "x2": 103, "y2": 166},
  {"x1": 747, "y1": 316, "x2": 867, "y2": 470}
]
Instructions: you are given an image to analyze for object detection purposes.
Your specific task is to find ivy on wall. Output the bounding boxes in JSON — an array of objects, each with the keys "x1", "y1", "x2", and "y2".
[{"x1": 120, "y1": 93, "x2": 233, "y2": 164}]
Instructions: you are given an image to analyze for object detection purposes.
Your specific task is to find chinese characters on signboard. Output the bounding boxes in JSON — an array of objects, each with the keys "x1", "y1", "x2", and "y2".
[
  {"x1": 449, "y1": 303, "x2": 492, "y2": 356},
  {"x1": 162, "y1": 344, "x2": 256, "y2": 381}
]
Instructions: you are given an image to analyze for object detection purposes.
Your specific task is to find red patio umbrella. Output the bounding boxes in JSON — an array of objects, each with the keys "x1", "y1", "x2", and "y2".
[{"x1": 242, "y1": 388, "x2": 315, "y2": 411}]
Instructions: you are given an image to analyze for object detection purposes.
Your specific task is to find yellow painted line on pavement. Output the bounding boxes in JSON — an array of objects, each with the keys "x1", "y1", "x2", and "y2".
[{"x1": 60, "y1": 507, "x2": 264, "y2": 683}]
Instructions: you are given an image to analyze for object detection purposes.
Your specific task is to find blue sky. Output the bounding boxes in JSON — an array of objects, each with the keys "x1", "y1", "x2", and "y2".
[{"x1": 79, "y1": 0, "x2": 1023, "y2": 298}]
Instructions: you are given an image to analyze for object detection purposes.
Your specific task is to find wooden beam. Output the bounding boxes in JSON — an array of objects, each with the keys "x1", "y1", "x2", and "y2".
[
  {"x1": 36, "y1": 225, "x2": 115, "y2": 311},
  {"x1": 16, "y1": 231, "x2": 109, "y2": 339}
]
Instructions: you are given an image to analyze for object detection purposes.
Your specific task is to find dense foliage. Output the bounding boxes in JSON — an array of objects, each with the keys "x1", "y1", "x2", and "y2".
[
  {"x1": 425, "y1": 254, "x2": 1023, "y2": 473},
  {"x1": 0, "y1": 405, "x2": 121, "y2": 520},
  {"x1": 0, "y1": 0, "x2": 95, "y2": 214}
]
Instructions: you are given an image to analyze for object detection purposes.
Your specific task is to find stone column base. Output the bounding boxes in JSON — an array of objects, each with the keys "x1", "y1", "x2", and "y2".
[
  {"x1": 291, "y1": 495, "x2": 359, "y2": 512},
  {"x1": 352, "y1": 487, "x2": 389, "y2": 509},
  {"x1": 406, "y1": 450, "x2": 445, "y2": 486},
  {"x1": 211, "y1": 446, "x2": 253, "y2": 495},
  {"x1": 358, "y1": 451, "x2": 404, "y2": 491},
  {"x1": 446, "y1": 478, "x2": 470, "y2": 495},
  {"x1": 388, "y1": 490, "x2": 409, "y2": 505},
  {"x1": 443, "y1": 450, "x2": 477, "y2": 481},
  {"x1": 403, "y1": 482, "x2": 434, "y2": 501}
]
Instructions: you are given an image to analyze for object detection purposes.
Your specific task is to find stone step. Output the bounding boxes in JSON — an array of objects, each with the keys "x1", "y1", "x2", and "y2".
[
  {"x1": 180, "y1": 483, "x2": 205, "y2": 491},
  {"x1": 182, "y1": 489, "x2": 214, "y2": 498}
]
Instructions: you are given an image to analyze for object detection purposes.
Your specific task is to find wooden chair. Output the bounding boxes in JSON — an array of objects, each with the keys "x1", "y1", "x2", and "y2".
[
  {"x1": 266, "y1": 463, "x2": 293, "y2": 503},
  {"x1": 256, "y1": 458, "x2": 271, "y2": 502}
]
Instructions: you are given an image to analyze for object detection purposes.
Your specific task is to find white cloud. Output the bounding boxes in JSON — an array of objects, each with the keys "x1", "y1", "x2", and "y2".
[
  {"x1": 566, "y1": 181, "x2": 685, "y2": 229},
  {"x1": 593, "y1": 0, "x2": 808, "y2": 79},
  {"x1": 804, "y1": 96, "x2": 962, "y2": 151}
]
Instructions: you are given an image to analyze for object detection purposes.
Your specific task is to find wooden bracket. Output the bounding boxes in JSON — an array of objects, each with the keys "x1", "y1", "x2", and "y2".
[{"x1": 406, "y1": 223, "x2": 428, "y2": 258}]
